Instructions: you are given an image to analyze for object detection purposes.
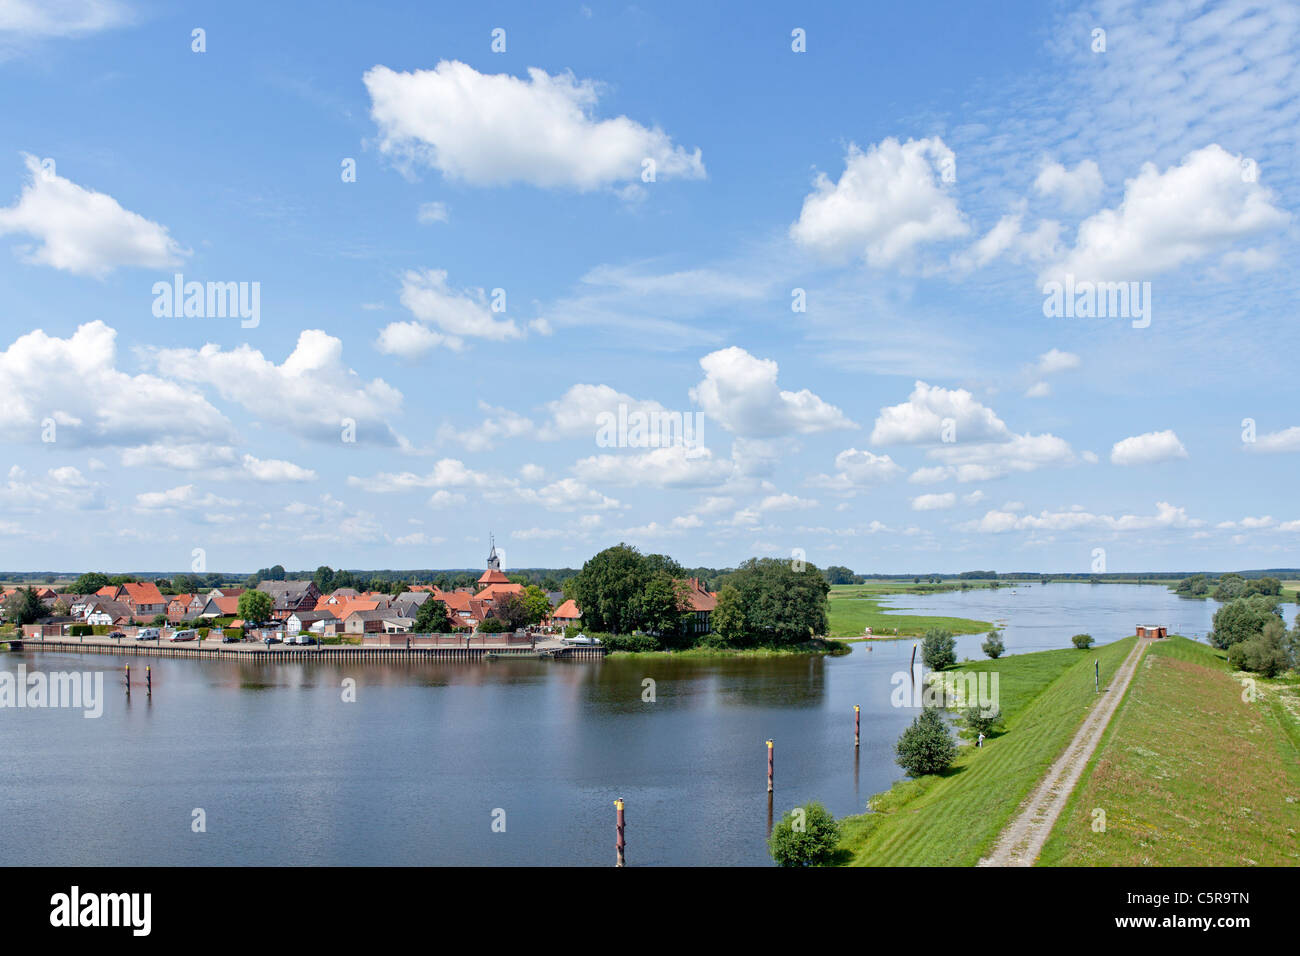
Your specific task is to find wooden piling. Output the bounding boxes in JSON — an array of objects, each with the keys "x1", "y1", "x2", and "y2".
[
  {"x1": 766, "y1": 739, "x2": 774, "y2": 793},
  {"x1": 614, "y1": 798, "x2": 626, "y2": 867},
  {"x1": 854, "y1": 704, "x2": 860, "y2": 747}
]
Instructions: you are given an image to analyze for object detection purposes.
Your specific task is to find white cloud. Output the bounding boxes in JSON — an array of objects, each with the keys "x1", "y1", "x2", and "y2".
[
  {"x1": 0, "y1": 321, "x2": 232, "y2": 446},
  {"x1": 134, "y1": 484, "x2": 239, "y2": 513},
  {"x1": 1110, "y1": 430, "x2": 1188, "y2": 466},
  {"x1": 348, "y1": 458, "x2": 494, "y2": 494},
  {"x1": 0, "y1": 464, "x2": 103, "y2": 511},
  {"x1": 958, "y1": 501, "x2": 1200, "y2": 534},
  {"x1": 510, "y1": 477, "x2": 621, "y2": 512},
  {"x1": 378, "y1": 269, "x2": 522, "y2": 353},
  {"x1": 1042, "y1": 144, "x2": 1289, "y2": 284},
  {"x1": 0, "y1": 1, "x2": 131, "y2": 39},
  {"x1": 808, "y1": 448, "x2": 902, "y2": 492},
  {"x1": 573, "y1": 444, "x2": 733, "y2": 489},
  {"x1": 1024, "y1": 381, "x2": 1051, "y2": 398},
  {"x1": 911, "y1": 492, "x2": 956, "y2": 511},
  {"x1": 758, "y1": 493, "x2": 817, "y2": 512},
  {"x1": 119, "y1": 444, "x2": 316, "y2": 482},
  {"x1": 0, "y1": 154, "x2": 186, "y2": 277},
  {"x1": 690, "y1": 346, "x2": 854, "y2": 437},
  {"x1": 871, "y1": 381, "x2": 1010, "y2": 444},
  {"x1": 1248, "y1": 426, "x2": 1300, "y2": 453},
  {"x1": 1033, "y1": 348, "x2": 1081, "y2": 376},
  {"x1": 439, "y1": 402, "x2": 536, "y2": 451},
  {"x1": 364, "y1": 60, "x2": 704, "y2": 190},
  {"x1": 151, "y1": 329, "x2": 404, "y2": 445},
  {"x1": 539, "y1": 383, "x2": 669, "y2": 440},
  {"x1": 1033, "y1": 159, "x2": 1104, "y2": 212},
  {"x1": 790, "y1": 137, "x2": 968, "y2": 266},
  {"x1": 417, "y1": 201, "x2": 448, "y2": 224}
]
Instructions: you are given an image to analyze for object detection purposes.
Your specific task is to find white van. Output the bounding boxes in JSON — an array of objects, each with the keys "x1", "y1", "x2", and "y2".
[
  {"x1": 169, "y1": 629, "x2": 198, "y2": 642},
  {"x1": 135, "y1": 627, "x2": 161, "y2": 641}
]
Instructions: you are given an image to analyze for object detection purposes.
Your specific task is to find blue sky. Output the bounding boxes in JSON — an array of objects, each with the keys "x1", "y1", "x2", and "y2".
[{"x1": 1, "y1": 0, "x2": 1298, "y2": 575}]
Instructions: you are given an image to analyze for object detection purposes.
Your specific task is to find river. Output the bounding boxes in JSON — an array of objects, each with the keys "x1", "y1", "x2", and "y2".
[{"x1": 0, "y1": 584, "x2": 1265, "y2": 866}]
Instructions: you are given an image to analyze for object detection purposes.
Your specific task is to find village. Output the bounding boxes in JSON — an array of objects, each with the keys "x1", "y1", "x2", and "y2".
[{"x1": 3, "y1": 542, "x2": 720, "y2": 649}]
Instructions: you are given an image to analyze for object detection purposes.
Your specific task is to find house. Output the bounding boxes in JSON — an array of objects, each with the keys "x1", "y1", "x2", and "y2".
[
  {"x1": 382, "y1": 615, "x2": 415, "y2": 634},
  {"x1": 343, "y1": 608, "x2": 389, "y2": 635},
  {"x1": 119, "y1": 581, "x2": 167, "y2": 619},
  {"x1": 286, "y1": 610, "x2": 336, "y2": 634},
  {"x1": 167, "y1": 594, "x2": 197, "y2": 622},
  {"x1": 85, "y1": 600, "x2": 132, "y2": 626},
  {"x1": 207, "y1": 587, "x2": 245, "y2": 600},
  {"x1": 551, "y1": 599, "x2": 582, "y2": 628},
  {"x1": 1136, "y1": 625, "x2": 1167, "y2": 639},
  {"x1": 197, "y1": 596, "x2": 240, "y2": 619},
  {"x1": 256, "y1": 580, "x2": 320, "y2": 620},
  {"x1": 681, "y1": 578, "x2": 717, "y2": 635}
]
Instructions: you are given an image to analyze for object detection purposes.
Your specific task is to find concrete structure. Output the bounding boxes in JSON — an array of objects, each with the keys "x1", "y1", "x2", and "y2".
[{"x1": 1135, "y1": 624, "x2": 1167, "y2": 639}]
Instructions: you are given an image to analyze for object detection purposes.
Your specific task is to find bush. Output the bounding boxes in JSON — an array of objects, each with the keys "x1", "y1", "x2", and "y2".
[
  {"x1": 1227, "y1": 618, "x2": 1290, "y2": 677},
  {"x1": 598, "y1": 632, "x2": 661, "y2": 652},
  {"x1": 68, "y1": 624, "x2": 92, "y2": 636},
  {"x1": 896, "y1": 707, "x2": 957, "y2": 776},
  {"x1": 197, "y1": 627, "x2": 210, "y2": 638},
  {"x1": 767, "y1": 802, "x2": 840, "y2": 867},
  {"x1": 921, "y1": 629, "x2": 956, "y2": 671},
  {"x1": 964, "y1": 705, "x2": 1001, "y2": 736},
  {"x1": 981, "y1": 630, "x2": 1004, "y2": 659},
  {"x1": 1209, "y1": 595, "x2": 1283, "y2": 649},
  {"x1": 1071, "y1": 633, "x2": 1094, "y2": 649}
]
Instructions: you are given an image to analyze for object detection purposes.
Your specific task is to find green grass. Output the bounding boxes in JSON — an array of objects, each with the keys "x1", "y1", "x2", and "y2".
[
  {"x1": 827, "y1": 583, "x2": 993, "y2": 639},
  {"x1": 836, "y1": 637, "x2": 1136, "y2": 866},
  {"x1": 607, "y1": 639, "x2": 849, "y2": 659},
  {"x1": 1038, "y1": 636, "x2": 1300, "y2": 866}
]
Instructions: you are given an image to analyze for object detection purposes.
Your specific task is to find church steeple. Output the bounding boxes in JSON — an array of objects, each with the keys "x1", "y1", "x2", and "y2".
[
  {"x1": 487, "y1": 533, "x2": 501, "y2": 570},
  {"x1": 478, "y1": 533, "x2": 509, "y2": 587}
]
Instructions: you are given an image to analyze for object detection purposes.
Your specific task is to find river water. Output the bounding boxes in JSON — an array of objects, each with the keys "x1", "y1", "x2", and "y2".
[{"x1": 0, "y1": 584, "x2": 1253, "y2": 866}]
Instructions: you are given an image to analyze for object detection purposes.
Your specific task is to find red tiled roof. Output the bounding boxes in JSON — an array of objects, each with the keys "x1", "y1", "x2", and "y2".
[
  {"x1": 477, "y1": 568, "x2": 511, "y2": 585},
  {"x1": 121, "y1": 581, "x2": 165, "y2": 606},
  {"x1": 552, "y1": 599, "x2": 581, "y2": 620},
  {"x1": 682, "y1": 578, "x2": 717, "y2": 612}
]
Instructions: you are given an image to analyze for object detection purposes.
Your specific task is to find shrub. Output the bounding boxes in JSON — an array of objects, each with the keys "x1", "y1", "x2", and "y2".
[
  {"x1": 921, "y1": 629, "x2": 956, "y2": 671},
  {"x1": 1227, "y1": 618, "x2": 1290, "y2": 677},
  {"x1": 767, "y1": 802, "x2": 840, "y2": 867},
  {"x1": 68, "y1": 624, "x2": 92, "y2": 636},
  {"x1": 1209, "y1": 595, "x2": 1283, "y2": 649},
  {"x1": 981, "y1": 630, "x2": 1004, "y2": 659},
  {"x1": 964, "y1": 705, "x2": 1001, "y2": 736},
  {"x1": 896, "y1": 707, "x2": 957, "y2": 776},
  {"x1": 591, "y1": 632, "x2": 660, "y2": 652},
  {"x1": 1071, "y1": 633, "x2": 1094, "y2": 649},
  {"x1": 197, "y1": 627, "x2": 210, "y2": 638}
]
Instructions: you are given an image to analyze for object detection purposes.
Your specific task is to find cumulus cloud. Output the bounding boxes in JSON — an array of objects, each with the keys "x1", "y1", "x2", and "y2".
[
  {"x1": 1033, "y1": 348, "x2": 1080, "y2": 376},
  {"x1": 790, "y1": 137, "x2": 968, "y2": 267},
  {"x1": 120, "y1": 443, "x2": 316, "y2": 482},
  {"x1": 538, "y1": 383, "x2": 670, "y2": 440},
  {"x1": 0, "y1": 0, "x2": 132, "y2": 37},
  {"x1": 1033, "y1": 159, "x2": 1104, "y2": 212},
  {"x1": 1110, "y1": 429, "x2": 1188, "y2": 466},
  {"x1": 1247, "y1": 426, "x2": 1300, "y2": 453},
  {"x1": 573, "y1": 444, "x2": 733, "y2": 489},
  {"x1": 690, "y1": 346, "x2": 854, "y2": 437},
  {"x1": 958, "y1": 501, "x2": 1200, "y2": 534},
  {"x1": 0, "y1": 154, "x2": 186, "y2": 276},
  {"x1": 1042, "y1": 144, "x2": 1289, "y2": 284},
  {"x1": 438, "y1": 402, "x2": 536, "y2": 451},
  {"x1": 0, "y1": 321, "x2": 232, "y2": 446},
  {"x1": 0, "y1": 464, "x2": 103, "y2": 511},
  {"x1": 871, "y1": 381, "x2": 1010, "y2": 445},
  {"x1": 347, "y1": 458, "x2": 494, "y2": 494},
  {"x1": 364, "y1": 60, "x2": 704, "y2": 190},
  {"x1": 910, "y1": 492, "x2": 956, "y2": 511},
  {"x1": 151, "y1": 329, "x2": 404, "y2": 445},
  {"x1": 509, "y1": 477, "x2": 621, "y2": 512},
  {"x1": 807, "y1": 448, "x2": 902, "y2": 492},
  {"x1": 377, "y1": 269, "x2": 522, "y2": 355}
]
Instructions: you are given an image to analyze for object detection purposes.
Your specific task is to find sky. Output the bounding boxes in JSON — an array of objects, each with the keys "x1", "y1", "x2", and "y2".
[{"x1": 0, "y1": 0, "x2": 1298, "y2": 575}]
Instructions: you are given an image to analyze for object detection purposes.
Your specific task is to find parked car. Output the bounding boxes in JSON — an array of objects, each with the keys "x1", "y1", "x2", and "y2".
[
  {"x1": 221, "y1": 633, "x2": 241, "y2": 644},
  {"x1": 263, "y1": 635, "x2": 282, "y2": 645},
  {"x1": 108, "y1": 631, "x2": 125, "y2": 639},
  {"x1": 169, "y1": 629, "x2": 198, "y2": 642}
]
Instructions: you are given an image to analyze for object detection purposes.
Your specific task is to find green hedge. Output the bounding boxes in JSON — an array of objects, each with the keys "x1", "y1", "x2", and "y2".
[
  {"x1": 592, "y1": 632, "x2": 661, "y2": 652},
  {"x1": 69, "y1": 624, "x2": 92, "y2": 636}
]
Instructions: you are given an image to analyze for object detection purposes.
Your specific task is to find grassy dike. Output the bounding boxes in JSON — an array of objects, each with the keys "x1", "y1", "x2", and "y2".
[
  {"x1": 1038, "y1": 636, "x2": 1300, "y2": 866},
  {"x1": 836, "y1": 637, "x2": 1136, "y2": 865}
]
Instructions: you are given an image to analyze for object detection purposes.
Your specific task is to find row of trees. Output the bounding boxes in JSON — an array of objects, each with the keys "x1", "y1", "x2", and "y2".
[
  {"x1": 1208, "y1": 594, "x2": 1298, "y2": 676},
  {"x1": 1176, "y1": 573, "x2": 1282, "y2": 601},
  {"x1": 568, "y1": 545, "x2": 831, "y2": 648}
]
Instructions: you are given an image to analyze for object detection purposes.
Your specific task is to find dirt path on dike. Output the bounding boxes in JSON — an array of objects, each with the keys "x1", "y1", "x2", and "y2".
[{"x1": 979, "y1": 638, "x2": 1148, "y2": 867}]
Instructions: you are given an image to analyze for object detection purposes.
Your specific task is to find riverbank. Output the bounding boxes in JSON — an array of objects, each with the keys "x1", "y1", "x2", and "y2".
[
  {"x1": 1038, "y1": 636, "x2": 1300, "y2": 865},
  {"x1": 605, "y1": 638, "x2": 849, "y2": 659},
  {"x1": 827, "y1": 583, "x2": 994, "y2": 639},
  {"x1": 836, "y1": 637, "x2": 1136, "y2": 865}
]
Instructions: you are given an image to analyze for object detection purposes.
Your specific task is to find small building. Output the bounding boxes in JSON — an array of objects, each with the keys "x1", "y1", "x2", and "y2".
[
  {"x1": 551, "y1": 599, "x2": 582, "y2": 628},
  {"x1": 1135, "y1": 624, "x2": 1167, "y2": 639}
]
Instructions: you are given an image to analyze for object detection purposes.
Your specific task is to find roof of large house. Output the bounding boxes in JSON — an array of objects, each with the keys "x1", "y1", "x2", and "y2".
[
  {"x1": 476, "y1": 582, "x2": 524, "y2": 603},
  {"x1": 120, "y1": 581, "x2": 165, "y2": 606},
  {"x1": 552, "y1": 599, "x2": 581, "y2": 620},
  {"x1": 87, "y1": 599, "x2": 132, "y2": 620},
  {"x1": 290, "y1": 609, "x2": 337, "y2": 623},
  {"x1": 339, "y1": 601, "x2": 382, "y2": 620},
  {"x1": 682, "y1": 578, "x2": 717, "y2": 612},
  {"x1": 96, "y1": 585, "x2": 118, "y2": 597},
  {"x1": 202, "y1": 596, "x2": 241, "y2": 616},
  {"x1": 169, "y1": 593, "x2": 196, "y2": 606},
  {"x1": 477, "y1": 568, "x2": 511, "y2": 586}
]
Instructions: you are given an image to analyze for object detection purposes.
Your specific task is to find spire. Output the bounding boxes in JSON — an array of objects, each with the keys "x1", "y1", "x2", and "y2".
[{"x1": 487, "y1": 533, "x2": 500, "y2": 570}]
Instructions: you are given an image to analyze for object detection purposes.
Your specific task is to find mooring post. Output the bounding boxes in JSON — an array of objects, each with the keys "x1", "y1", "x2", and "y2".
[
  {"x1": 1095, "y1": 659, "x2": 1099, "y2": 694},
  {"x1": 854, "y1": 704, "x2": 860, "y2": 747},
  {"x1": 766, "y1": 738, "x2": 774, "y2": 793},
  {"x1": 146, "y1": 665, "x2": 152, "y2": 696},
  {"x1": 614, "y1": 798, "x2": 626, "y2": 867},
  {"x1": 125, "y1": 664, "x2": 130, "y2": 695}
]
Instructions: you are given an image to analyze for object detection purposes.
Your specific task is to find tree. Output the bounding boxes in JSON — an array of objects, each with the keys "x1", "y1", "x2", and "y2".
[
  {"x1": 981, "y1": 630, "x2": 1004, "y2": 659},
  {"x1": 313, "y1": 566, "x2": 335, "y2": 593},
  {"x1": 521, "y1": 585, "x2": 552, "y2": 626},
  {"x1": 896, "y1": 707, "x2": 957, "y2": 776},
  {"x1": 72, "y1": 572, "x2": 109, "y2": 594},
  {"x1": 822, "y1": 565, "x2": 857, "y2": 586},
  {"x1": 1227, "y1": 617, "x2": 1291, "y2": 677},
  {"x1": 709, "y1": 585, "x2": 746, "y2": 647},
  {"x1": 489, "y1": 593, "x2": 531, "y2": 631},
  {"x1": 237, "y1": 589, "x2": 273, "y2": 624},
  {"x1": 721, "y1": 557, "x2": 830, "y2": 646},
  {"x1": 767, "y1": 803, "x2": 841, "y2": 867},
  {"x1": 1212, "y1": 573, "x2": 1247, "y2": 602},
  {"x1": 964, "y1": 704, "x2": 1001, "y2": 737},
  {"x1": 415, "y1": 599, "x2": 452, "y2": 633},
  {"x1": 478, "y1": 617, "x2": 507, "y2": 633},
  {"x1": 4, "y1": 587, "x2": 46, "y2": 626},
  {"x1": 921, "y1": 628, "x2": 956, "y2": 671},
  {"x1": 1209, "y1": 594, "x2": 1282, "y2": 649},
  {"x1": 570, "y1": 544, "x2": 669, "y2": 634},
  {"x1": 1072, "y1": 633, "x2": 1094, "y2": 649}
]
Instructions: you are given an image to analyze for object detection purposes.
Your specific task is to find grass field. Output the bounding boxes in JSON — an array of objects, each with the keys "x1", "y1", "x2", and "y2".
[
  {"x1": 835, "y1": 637, "x2": 1136, "y2": 865},
  {"x1": 827, "y1": 582, "x2": 995, "y2": 638},
  {"x1": 1038, "y1": 636, "x2": 1300, "y2": 866}
]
